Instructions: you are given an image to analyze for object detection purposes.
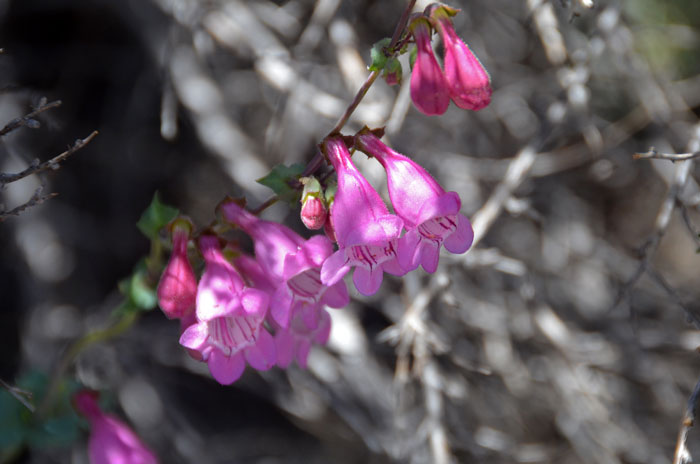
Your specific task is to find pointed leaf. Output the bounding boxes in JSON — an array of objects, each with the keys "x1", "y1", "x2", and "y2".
[{"x1": 137, "y1": 192, "x2": 179, "y2": 241}]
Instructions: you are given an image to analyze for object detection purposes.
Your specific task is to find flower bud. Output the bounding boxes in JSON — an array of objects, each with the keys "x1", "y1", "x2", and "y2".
[
  {"x1": 409, "y1": 17, "x2": 450, "y2": 116},
  {"x1": 156, "y1": 218, "x2": 196, "y2": 320},
  {"x1": 430, "y1": 5, "x2": 492, "y2": 110},
  {"x1": 73, "y1": 390, "x2": 159, "y2": 464},
  {"x1": 299, "y1": 177, "x2": 327, "y2": 230}
]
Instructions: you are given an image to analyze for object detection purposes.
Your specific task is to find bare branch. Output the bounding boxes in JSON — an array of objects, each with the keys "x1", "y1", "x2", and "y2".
[
  {"x1": 470, "y1": 146, "x2": 537, "y2": 248},
  {"x1": 0, "y1": 130, "x2": 98, "y2": 186},
  {"x1": 0, "y1": 99, "x2": 62, "y2": 137},
  {"x1": 0, "y1": 185, "x2": 57, "y2": 222},
  {"x1": 634, "y1": 147, "x2": 700, "y2": 162},
  {"x1": 674, "y1": 375, "x2": 700, "y2": 464},
  {"x1": 0, "y1": 378, "x2": 35, "y2": 412}
]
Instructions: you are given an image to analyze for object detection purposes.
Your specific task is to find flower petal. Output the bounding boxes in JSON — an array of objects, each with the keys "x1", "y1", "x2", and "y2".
[
  {"x1": 420, "y1": 242, "x2": 440, "y2": 273},
  {"x1": 270, "y1": 286, "x2": 293, "y2": 328},
  {"x1": 397, "y1": 230, "x2": 421, "y2": 272},
  {"x1": 245, "y1": 329, "x2": 276, "y2": 370},
  {"x1": 443, "y1": 213, "x2": 474, "y2": 254},
  {"x1": 208, "y1": 349, "x2": 245, "y2": 385},
  {"x1": 295, "y1": 339, "x2": 312, "y2": 369},
  {"x1": 274, "y1": 329, "x2": 295, "y2": 368},
  {"x1": 320, "y1": 249, "x2": 351, "y2": 286},
  {"x1": 353, "y1": 267, "x2": 383, "y2": 296},
  {"x1": 179, "y1": 322, "x2": 209, "y2": 350},
  {"x1": 240, "y1": 288, "x2": 270, "y2": 317},
  {"x1": 321, "y1": 280, "x2": 350, "y2": 309},
  {"x1": 415, "y1": 191, "x2": 461, "y2": 227}
]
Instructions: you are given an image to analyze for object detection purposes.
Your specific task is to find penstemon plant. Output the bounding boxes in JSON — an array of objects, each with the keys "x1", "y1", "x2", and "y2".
[
  {"x1": 0, "y1": 2, "x2": 491, "y2": 463},
  {"x1": 155, "y1": 1, "x2": 491, "y2": 386}
]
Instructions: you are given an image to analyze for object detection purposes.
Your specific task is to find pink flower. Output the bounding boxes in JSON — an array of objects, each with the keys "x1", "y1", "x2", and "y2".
[
  {"x1": 410, "y1": 17, "x2": 450, "y2": 116},
  {"x1": 73, "y1": 390, "x2": 158, "y2": 464},
  {"x1": 156, "y1": 220, "x2": 196, "y2": 320},
  {"x1": 432, "y1": 6, "x2": 491, "y2": 111},
  {"x1": 179, "y1": 235, "x2": 274, "y2": 385},
  {"x1": 355, "y1": 131, "x2": 473, "y2": 273},
  {"x1": 220, "y1": 201, "x2": 349, "y2": 329},
  {"x1": 234, "y1": 254, "x2": 331, "y2": 369},
  {"x1": 320, "y1": 136, "x2": 405, "y2": 295},
  {"x1": 274, "y1": 306, "x2": 331, "y2": 369}
]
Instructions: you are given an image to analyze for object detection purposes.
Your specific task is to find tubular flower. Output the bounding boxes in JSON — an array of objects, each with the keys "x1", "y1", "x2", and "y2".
[
  {"x1": 410, "y1": 17, "x2": 450, "y2": 116},
  {"x1": 235, "y1": 254, "x2": 331, "y2": 369},
  {"x1": 274, "y1": 306, "x2": 331, "y2": 369},
  {"x1": 73, "y1": 390, "x2": 158, "y2": 464},
  {"x1": 179, "y1": 235, "x2": 274, "y2": 385},
  {"x1": 320, "y1": 136, "x2": 405, "y2": 295},
  {"x1": 156, "y1": 220, "x2": 196, "y2": 320},
  {"x1": 356, "y1": 131, "x2": 473, "y2": 273},
  {"x1": 220, "y1": 201, "x2": 349, "y2": 329},
  {"x1": 432, "y1": 6, "x2": 492, "y2": 110}
]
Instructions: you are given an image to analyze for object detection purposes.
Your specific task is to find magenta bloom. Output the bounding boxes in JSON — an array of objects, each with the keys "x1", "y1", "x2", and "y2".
[
  {"x1": 356, "y1": 131, "x2": 473, "y2": 273},
  {"x1": 179, "y1": 235, "x2": 274, "y2": 385},
  {"x1": 156, "y1": 221, "x2": 196, "y2": 320},
  {"x1": 220, "y1": 201, "x2": 349, "y2": 328},
  {"x1": 410, "y1": 17, "x2": 450, "y2": 116},
  {"x1": 320, "y1": 136, "x2": 405, "y2": 295},
  {"x1": 275, "y1": 306, "x2": 331, "y2": 369},
  {"x1": 433, "y1": 7, "x2": 491, "y2": 110},
  {"x1": 234, "y1": 254, "x2": 331, "y2": 369},
  {"x1": 73, "y1": 390, "x2": 158, "y2": 464}
]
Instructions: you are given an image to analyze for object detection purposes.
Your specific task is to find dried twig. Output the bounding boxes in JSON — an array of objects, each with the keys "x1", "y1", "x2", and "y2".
[
  {"x1": 0, "y1": 99, "x2": 62, "y2": 137},
  {"x1": 0, "y1": 130, "x2": 98, "y2": 222},
  {"x1": 469, "y1": 146, "x2": 537, "y2": 248},
  {"x1": 0, "y1": 378, "x2": 35, "y2": 412},
  {"x1": 0, "y1": 130, "x2": 98, "y2": 186},
  {"x1": 0, "y1": 185, "x2": 57, "y2": 223},
  {"x1": 673, "y1": 375, "x2": 700, "y2": 464},
  {"x1": 634, "y1": 147, "x2": 700, "y2": 162}
]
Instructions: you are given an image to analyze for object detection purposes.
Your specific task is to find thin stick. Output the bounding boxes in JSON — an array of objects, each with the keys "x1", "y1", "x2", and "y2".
[
  {"x1": 0, "y1": 130, "x2": 98, "y2": 185},
  {"x1": 673, "y1": 375, "x2": 700, "y2": 464},
  {"x1": 0, "y1": 99, "x2": 62, "y2": 137},
  {"x1": 634, "y1": 147, "x2": 700, "y2": 162}
]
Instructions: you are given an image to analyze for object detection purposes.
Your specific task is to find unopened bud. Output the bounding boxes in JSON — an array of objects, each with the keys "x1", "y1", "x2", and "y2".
[
  {"x1": 157, "y1": 218, "x2": 197, "y2": 319},
  {"x1": 300, "y1": 177, "x2": 327, "y2": 230}
]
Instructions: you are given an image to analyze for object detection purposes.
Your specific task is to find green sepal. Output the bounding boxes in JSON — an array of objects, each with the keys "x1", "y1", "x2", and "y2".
[
  {"x1": 256, "y1": 163, "x2": 305, "y2": 205},
  {"x1": 383, "y1": 57, "x2": 403, "y2": 85},
  {"x1": 137, "y1": 192, "x2": 179, "y2": 241},
  {"x1": 409, "y1": 45, "x2": 418, "y2": 70},
  {"x1": 369, "y1": 38, "x2": 392, "y2": 72}
]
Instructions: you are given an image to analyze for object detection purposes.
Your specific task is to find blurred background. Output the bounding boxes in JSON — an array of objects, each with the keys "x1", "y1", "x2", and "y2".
[{"x1": 2, "y1": 0, "x2": 700, "y2": 462}]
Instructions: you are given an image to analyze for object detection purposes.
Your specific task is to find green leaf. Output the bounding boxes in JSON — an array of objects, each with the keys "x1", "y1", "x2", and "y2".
[
  {"x1": 369, "y1": 38, "x2": 392, "y2": 72},
  {"x1": 0, "y1": 390, "x2": 27, "y2": 449},
  {"x1": 27, "y1": 414, "x2": 81, "y2": 448},
  {"x1": 129, "y1": 267, "x2": 158, "y2": 311},
  {"x1": 137, "y1": 192, "x2": 179, "y2": 241},
  {"x1": 256, "y1": 163, "x2": 305, "y2": 205}
]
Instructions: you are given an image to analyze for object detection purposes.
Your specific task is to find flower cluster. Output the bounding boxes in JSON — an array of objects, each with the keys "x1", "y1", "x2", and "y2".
[
  {"x1": 156, "y1": 201, "x2": 349, "y2": 385},
  {"x1": 409, "y1": 5, "x2": 491, "y2": 115},
  {"x1": 156, "y1": 130, "x2": 474, "y2": 385},
  {"x1": 155, "y1": 1, "x2": 487, "y2": 386}
]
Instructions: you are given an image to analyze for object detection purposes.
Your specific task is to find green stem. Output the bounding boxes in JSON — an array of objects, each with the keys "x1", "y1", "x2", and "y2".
[{"x1": 37, "y1": 311, "x2": 140, "y2": 419}]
